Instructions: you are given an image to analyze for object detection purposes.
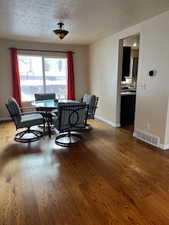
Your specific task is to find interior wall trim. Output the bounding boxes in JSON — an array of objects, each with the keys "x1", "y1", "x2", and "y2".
[
  {"x1": 0, "y1": 117, "x2": 11, "y2": 122},
  {"x1": 95, "y1": 115, "x2": 121, "y2": 128},
  {"x1": 159, "y1": 144, "x2": 169, "y2": 150},
  {"x1": 133, "y1": 129, "x2": 169, "y2": 150},
  {"x1": 96, "y1": 116, "x2": 169, "y2": 150}
]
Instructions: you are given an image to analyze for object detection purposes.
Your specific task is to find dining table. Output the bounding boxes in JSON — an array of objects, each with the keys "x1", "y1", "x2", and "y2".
[{"x1": 32, "y1": 99, "x2": 80, "y2": 137}]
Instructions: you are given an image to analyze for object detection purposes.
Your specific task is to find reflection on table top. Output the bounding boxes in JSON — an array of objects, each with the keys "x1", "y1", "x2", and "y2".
[{"x1": 32, "y1": 99, "x2": 80, "y2": 109}]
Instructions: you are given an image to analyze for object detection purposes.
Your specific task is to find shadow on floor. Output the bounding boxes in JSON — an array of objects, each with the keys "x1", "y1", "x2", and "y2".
[{"x1": 0, "y1": 142, "x2": 42, "y2": 173}]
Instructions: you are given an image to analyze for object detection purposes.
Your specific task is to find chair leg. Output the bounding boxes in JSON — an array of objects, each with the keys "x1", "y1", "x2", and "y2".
[
  {"x1": 43, "y1": 121, "x2": 46, "y2": 135},
  {"x1": 15, "y1": 127, "x2": 43, "y2": 143},
  {"x1": 78, "y1": 124, "x2": 93, "y2": 132},
  {"x1": 55, "y1": 132, "x2": 83, "y2": 147}
]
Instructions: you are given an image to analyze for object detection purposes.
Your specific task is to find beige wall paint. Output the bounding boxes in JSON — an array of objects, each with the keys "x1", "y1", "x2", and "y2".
[
  {"x1": 0, "y1": 39, "x2": 89, "y2": 120},
  {"x1": 89, "y1": 10, "x2": 169, "y2": 146},
  {"x1": 89, "y1": 36, "x2": 117, "y2": 123}
]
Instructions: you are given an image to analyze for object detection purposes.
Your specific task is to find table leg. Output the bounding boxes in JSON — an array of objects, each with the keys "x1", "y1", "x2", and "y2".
[
  {"x1": 45, "y1": 112, "x2": 52, "y2": 138},
  {"x1": 47, "y1": 118, "x2": 52, "y2": 137}
]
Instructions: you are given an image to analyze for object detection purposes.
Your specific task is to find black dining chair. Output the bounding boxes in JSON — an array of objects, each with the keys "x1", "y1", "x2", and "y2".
[
  {"x1": 34, "y1": 93, "x2": 57, "y2": 131},
  {"x1": 53, "y1": 103, "x2": 88, "y2": 147},
  {"x1": 6, "y1": 97, "x2": 45, "y2": 143},
  {"x1": 80, "y1": 94, "x2": 99, "y2": 131},
  {"x1": 34, "y1": 93, "x2": 56, "y2": 101},
  {"x1": 82, "y1": 94, "x2": 99, "y2": 119}
]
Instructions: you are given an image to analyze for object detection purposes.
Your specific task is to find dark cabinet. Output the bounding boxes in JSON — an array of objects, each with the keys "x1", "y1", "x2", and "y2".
[{"x1": 120, "y1": 94, "x2": 136, "y2": 126}]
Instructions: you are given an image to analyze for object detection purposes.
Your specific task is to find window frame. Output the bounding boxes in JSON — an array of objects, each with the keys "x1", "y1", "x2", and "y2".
[{"x1": 18, "y1": 53, "x2": 67, "y2": 102}]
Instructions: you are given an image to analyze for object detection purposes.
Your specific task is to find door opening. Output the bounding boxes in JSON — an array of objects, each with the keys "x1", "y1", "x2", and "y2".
[{"x1": 119, "y1": 34, "x2": 140, "y2": 133}]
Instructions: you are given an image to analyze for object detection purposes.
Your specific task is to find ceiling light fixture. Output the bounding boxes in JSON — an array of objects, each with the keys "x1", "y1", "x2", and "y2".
[
  {"x1": 133, "y1": 42, "x2": 137, "y2": 47},
  {"x1": 53, "y1": 22, "x2": 69, "y2": 40}
]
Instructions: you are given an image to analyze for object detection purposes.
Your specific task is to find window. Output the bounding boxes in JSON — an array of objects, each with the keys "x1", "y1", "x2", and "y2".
[
  {"x1": 44, "y1": 57, "x2": 67, "y2": 99},
  {"x1": 18, "y1": 55, "x2": 67, "y2": 102}
]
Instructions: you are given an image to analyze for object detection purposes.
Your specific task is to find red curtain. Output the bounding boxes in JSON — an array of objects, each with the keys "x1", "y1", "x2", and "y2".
[
  {"x1": 67, "y1": 51, "x2": 75, "y2": 100},
  {"x1": 10, "y1": 48, "x2": 22, "y2": 107}
]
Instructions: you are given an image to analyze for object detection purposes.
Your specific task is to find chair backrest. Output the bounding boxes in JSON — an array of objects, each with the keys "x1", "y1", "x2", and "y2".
[
  {"x1": 34, "y1": 93, "x2": 56, "y2": 101},
  {"x1": 83, "y1": 94, "x2": 98, "y2": 114},
  {"x1": 58, "y1": 103, "x2": 88, "y2": 133},
  {"x1": 93, "y1": 97, "x2": 99, "y2": 115},
  {"x1": 6, "y1": 97, "x2": 21, "y2": 126}
]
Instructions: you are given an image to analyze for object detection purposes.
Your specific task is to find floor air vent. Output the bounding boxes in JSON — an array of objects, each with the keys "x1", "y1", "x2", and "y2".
[{"x1": 133, "y1": 130, "x2": 160, "y2": 147}]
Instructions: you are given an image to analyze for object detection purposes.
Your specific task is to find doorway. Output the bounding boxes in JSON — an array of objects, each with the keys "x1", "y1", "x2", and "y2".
[{"x1": 119, "y1": 34, "x2": 140, "y2": 133}]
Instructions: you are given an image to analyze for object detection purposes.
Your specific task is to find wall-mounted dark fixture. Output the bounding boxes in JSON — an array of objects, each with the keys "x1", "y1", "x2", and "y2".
[
  {"x1": 149, "y1": 70, "x2": 155, "y2": 76},
  {"x1": 53, "y1": 22, "x2": 69, "y2": 40}
]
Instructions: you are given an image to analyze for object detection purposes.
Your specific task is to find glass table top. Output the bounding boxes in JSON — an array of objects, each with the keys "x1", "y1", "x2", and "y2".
[{"x1": 32, "y1": 99, "x2": 80, "y2": 109}]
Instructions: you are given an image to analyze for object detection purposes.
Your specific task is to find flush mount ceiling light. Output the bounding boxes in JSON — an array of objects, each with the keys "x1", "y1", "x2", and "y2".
[
  {"x1": 53, "y1": 22, "x2": 69, "y2": 40},
  {"x1": 133, "y1": 42, "x2": 137, "y2": 47}
]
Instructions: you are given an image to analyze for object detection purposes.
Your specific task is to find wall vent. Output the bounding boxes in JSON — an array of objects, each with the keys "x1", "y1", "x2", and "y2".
[{"x1": 133, "y1": 130, "x2": 160, "y2": 147}]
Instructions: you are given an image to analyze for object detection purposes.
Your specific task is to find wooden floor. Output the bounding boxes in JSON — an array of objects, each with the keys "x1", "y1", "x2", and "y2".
[
  {"x1": 1, "y1": 120, "x2": 169, "y2": 225},
  {"x1": 120, "y1": 124, "x2": 134, "y2": 134}
]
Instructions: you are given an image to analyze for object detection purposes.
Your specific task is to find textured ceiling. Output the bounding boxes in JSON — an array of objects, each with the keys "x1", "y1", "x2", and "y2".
[{"x1": 0, "y1": 0, "x2": 169, "y2": 44}]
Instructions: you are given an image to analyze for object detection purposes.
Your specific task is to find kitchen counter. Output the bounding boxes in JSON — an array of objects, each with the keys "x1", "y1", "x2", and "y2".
[{"x1": 121, "y1": 91, "x2": 136, "y2": 96}]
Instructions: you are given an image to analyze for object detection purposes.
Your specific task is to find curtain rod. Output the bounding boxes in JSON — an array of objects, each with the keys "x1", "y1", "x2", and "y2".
[{"x1": 9, "y1": 48, "x2": 74, "y2": 54}]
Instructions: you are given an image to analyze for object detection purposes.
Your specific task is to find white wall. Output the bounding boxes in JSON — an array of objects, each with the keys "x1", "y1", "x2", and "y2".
[
  {"x1": 89, "y1": 10, "x2": 169, "y2": 146},
  {"x1": 89, "y1": 36, "x2": 116, "y2": 123},
  {"x1": 0, "y1": 39, "x2": 89, "y2": 120}
]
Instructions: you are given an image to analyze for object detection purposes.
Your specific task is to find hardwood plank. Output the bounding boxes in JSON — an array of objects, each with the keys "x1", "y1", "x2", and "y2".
[{"x1": 0, "y1": 120, "x2": 169, "y2": 225}]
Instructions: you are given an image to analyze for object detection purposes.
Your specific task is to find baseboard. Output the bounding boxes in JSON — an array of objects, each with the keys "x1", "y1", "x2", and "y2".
[
  {"x1": 159, "y1": 144, "x2": 169, "y2": 150},
  {"x1": 133, "y1": 129, "x2": 169, "y2": 150},
  {"x1": 0, "y1": 117, "x2": 11, "y2": 122},
  {"x1": 95, "y1": 117, "x2": 169, "y2": 150},
  {"x1": 95, "y1": 115, "x2": 120, "y2": 128}
]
